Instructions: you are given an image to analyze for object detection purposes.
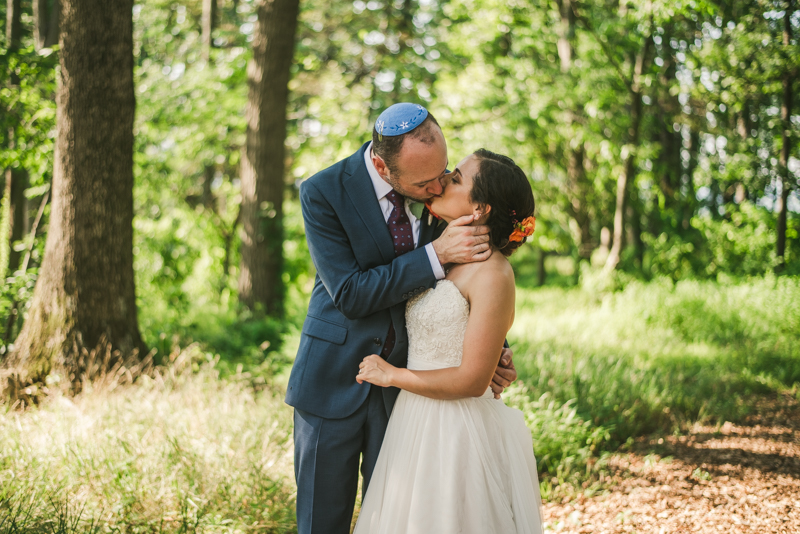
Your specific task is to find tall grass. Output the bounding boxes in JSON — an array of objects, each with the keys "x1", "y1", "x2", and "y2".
[
  {"x1": 2, "y1": 276, "x2": 797, "y2": 529},
  {"x1": 510, "y1": 275, "x2": 800, "y2": 448},
  {"x1": 0, "y1": 348, "x2": 297, "y2": 533}
]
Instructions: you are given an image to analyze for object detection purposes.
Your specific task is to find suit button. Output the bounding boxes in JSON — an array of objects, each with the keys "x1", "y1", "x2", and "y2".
[{"x1": 373, "y1": 338, "x2": 382, "y2": 345}]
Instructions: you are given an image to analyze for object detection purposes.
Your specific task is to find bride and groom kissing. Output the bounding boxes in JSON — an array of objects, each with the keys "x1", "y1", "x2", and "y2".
[{"x1": 285, "y1": 103, "x2": 543, "y2": 533}]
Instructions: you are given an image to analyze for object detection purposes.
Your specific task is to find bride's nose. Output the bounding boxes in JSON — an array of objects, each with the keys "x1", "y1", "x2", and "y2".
[{"x1": 438, "y1": 172, "x2": 452, "y2": 189}]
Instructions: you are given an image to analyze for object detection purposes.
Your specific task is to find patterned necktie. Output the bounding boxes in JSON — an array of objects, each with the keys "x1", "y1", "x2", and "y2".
[
  {"x1": 381, "y1": 190, "x2": 414, "y2": 358},
  {"x1": 385, "y1": 190, "x2": 414, "y2": 256}
]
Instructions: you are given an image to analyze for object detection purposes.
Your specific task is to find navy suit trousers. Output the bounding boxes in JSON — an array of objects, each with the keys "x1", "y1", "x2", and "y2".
[{"x1": 293, "y1": 385, "x2": 390, "y2": 534}]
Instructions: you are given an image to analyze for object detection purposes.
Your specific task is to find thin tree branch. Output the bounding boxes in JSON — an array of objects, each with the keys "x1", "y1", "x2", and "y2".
[{"x1": 571, "y1": 5, "x2": 633, "y2": 91}]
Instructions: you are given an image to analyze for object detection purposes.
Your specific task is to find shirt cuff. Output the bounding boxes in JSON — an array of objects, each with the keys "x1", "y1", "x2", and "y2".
[{"x1": 424, "y1": 243, "x2": 446, "y2": 280}]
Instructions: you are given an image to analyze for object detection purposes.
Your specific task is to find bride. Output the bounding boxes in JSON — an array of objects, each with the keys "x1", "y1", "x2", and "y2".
[{"x1": 354, "y1": 148, "x2": 543, "y2": 534}]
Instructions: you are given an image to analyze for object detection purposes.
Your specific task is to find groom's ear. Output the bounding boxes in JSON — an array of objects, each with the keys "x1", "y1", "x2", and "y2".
[{"x1": 372, "y1": 153, "x2": 389, "y2": 178}]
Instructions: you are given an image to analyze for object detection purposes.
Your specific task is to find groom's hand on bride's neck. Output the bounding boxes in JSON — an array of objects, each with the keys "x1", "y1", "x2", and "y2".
[{"x1": 432, "y1": 214, "x2": 492, "y2": 265}]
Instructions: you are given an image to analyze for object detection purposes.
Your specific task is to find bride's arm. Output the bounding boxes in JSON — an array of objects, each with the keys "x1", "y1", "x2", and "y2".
[{"x1": 356, "y1": 266, "x2": 515, "y2": 400}]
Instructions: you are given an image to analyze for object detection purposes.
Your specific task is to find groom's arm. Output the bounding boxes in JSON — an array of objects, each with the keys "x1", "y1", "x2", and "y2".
[{"x1": 301, "y1": 180, "x2": 435, "y2": 319}]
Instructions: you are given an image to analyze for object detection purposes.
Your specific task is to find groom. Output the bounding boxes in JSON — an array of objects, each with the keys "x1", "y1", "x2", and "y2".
[{"x1": 286, "y1": 103, "x2": 517, "y2": 534}]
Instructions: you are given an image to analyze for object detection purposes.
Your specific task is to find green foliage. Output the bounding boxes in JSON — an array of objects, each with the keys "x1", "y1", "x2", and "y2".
[
  {"x1": 643, "y1": 202, "x2": 799, "y2": 279},
  {"x1": 0, "y1": 45, "x2": 58, "y2": 184},
  {"x1": 504, "y1": 383, "x2": 610, "y2": 496},
  {"x1": 510, "y1": 276, "x2": 800, "y2": 448}
]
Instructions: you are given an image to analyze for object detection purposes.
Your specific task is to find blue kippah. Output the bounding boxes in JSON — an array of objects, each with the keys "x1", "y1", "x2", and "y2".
[{"x1": 374, "y1": 103, "x2": 429, "y2": 138}]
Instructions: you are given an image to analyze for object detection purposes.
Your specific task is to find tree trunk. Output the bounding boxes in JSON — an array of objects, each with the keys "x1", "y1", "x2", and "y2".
[
  {"x1": 537, "y1": 248, "x2": 547, "y2": 287},
  {"x1": 3, "y1": 0, "x2": 146, "y2": 398},
  {"x1": 202, "y1": 164, "x2": 215, "y2": 208},
  {"x1": 33, "y1": 0, "x2": 60, "y2": 50},
  {"x1": 655, "y1": 55, "x2": 682, "y2": 213},
  {"x1": 558, "y1": 0, "x2": 593, "y2": 262},
  {"x1": 776, "y1": 0, "x2": 794, "y2": 268},
  {"x1": 237, "y1": 0, "x2": 299, "y2": 316},
  {"x1": 7, "y1": 0, "x2": 23, "y2": 53},
  {"x1": 4, "y1": 169, "x2": 27, "y2": 274},
  {"x1": 201, "y1": 0, "x2": 217, "y2": 62},
  {"x1": 605, "y1": 38, "x2": 651, "y2": 272},
  {"x1": 5, "y1": 0, "x2": 27, "y2": 275}
]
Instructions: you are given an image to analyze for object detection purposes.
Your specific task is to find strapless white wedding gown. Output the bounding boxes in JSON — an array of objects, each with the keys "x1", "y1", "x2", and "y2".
[{"x1": 354, "y1": 280, "x2": 543, "y2": 534}]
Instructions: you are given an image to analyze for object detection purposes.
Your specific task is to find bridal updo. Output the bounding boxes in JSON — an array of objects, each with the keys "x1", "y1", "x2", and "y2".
[{"x1": 469, "y1": 149, "x2": 535, "y2": 257}]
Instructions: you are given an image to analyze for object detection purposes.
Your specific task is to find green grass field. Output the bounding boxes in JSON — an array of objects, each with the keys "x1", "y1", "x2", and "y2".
[{"x1": 1, "y1": 276, "x2": 798, "y2": 531}]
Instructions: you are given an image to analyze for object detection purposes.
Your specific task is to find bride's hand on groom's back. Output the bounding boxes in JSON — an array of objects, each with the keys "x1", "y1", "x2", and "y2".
[{"x1": 432, "y1": 214, "x2": 492, "y2": 265}]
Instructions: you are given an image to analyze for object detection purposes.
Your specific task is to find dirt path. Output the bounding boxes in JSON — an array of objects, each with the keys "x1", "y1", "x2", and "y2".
[{"x1": 543, "y1": 396, "x2": 800, "y2": 533}]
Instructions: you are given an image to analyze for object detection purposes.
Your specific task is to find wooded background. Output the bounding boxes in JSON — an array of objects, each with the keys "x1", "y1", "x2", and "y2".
[
  {"x1": 0, "y1": 1, "x2": 799, "y2": 529},
  {"x1": 0, "y1": 0, "x2": 798, "y2": 395}
]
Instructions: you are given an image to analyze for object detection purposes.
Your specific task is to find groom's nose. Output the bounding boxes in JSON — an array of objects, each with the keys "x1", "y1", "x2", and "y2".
[
  {"x1": 434, "y1": 172, "x2": 451, "y2": 193},
  {"x1": 427, "y1": 175, "x2": 445, "y2": 196}
]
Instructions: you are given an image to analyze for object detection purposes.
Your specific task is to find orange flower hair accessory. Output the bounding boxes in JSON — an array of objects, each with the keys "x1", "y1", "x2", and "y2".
[{"x1": 509, "y1": 215, "x2": 536, "y2": 243}]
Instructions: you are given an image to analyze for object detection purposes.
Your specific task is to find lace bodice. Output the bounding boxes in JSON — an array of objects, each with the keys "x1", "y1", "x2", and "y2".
[{"x1": 405, "y1": 280, "x2": 470, "y2": 370}]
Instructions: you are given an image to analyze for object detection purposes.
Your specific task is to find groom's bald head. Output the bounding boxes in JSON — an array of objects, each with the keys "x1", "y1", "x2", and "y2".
[
  {"x1": 371, "y1": 113, "x2": 448, "y2": 202},
  {"x1": 372, "y1": 113, "x2": 442, "y2": 174}
]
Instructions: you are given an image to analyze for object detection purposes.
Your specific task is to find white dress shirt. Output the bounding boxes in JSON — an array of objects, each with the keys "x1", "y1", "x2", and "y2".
[{"x1": 364, "y1": 142, "x2": 445, "y2": 280}]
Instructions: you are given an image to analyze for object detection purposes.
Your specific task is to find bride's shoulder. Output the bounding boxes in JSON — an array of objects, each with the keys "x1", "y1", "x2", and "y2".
[{"x1": 450, "y1": 254, "x2": 515, "y2": 298}]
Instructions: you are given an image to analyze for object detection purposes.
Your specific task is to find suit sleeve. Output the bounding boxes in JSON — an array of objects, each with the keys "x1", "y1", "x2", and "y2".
[{"x1": 301, "y1": 180, "x2": 437, "y2": 320}]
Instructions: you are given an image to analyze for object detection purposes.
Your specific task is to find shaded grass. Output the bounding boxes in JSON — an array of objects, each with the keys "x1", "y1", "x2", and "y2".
[
  {"x1": 0, "y1": 349, "x2": 297, "y2": 533},
  {"x1": 510, "y1": 276, "x2": 800, "y2": 450}
]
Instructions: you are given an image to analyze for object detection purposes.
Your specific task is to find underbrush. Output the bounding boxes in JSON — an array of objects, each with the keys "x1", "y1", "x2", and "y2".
[
  {"x1": 2, "y1": 276, "x2": 796, "y2": 528},
  {"x1": 0, "y1": 348, "x2": 297, "y2": 533},
  {"x1": 510, "y1": 275, "x2": 800, "y2": 453}
]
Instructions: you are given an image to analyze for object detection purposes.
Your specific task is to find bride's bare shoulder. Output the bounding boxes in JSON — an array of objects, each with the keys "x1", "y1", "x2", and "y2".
[{"x1": 449, "y1": 253, "x2": 515, "y2": 299}]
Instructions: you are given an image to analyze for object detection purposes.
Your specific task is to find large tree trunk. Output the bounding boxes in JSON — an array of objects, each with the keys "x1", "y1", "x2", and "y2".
[
  {"x1": 605, "y1": 38, "x2": 651, "y2": 272},
  {"x1": 237, "y1": 0, "x2": 299, "y2": 316},
  {"x1": 33, "y1": 0, "x2": 60, "y2": 50},
  {"x1": 776, "y1": 0, "x2": 793, "y2": 269},
  {"x1": 3, "y1": 0, "x2": 146, "y2": 399}
]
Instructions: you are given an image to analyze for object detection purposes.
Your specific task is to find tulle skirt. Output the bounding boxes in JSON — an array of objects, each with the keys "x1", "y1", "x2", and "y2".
[{"x1": 354, "y1": 387, "x2": 544, "y2": 534}]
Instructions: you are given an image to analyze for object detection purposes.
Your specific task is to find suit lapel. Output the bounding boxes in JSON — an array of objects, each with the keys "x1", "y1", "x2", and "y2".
[
  {"x1": 343, "y1": 143, "x2": 395, "y2": 264},
  {"x1": 419, "y1": 208, "x2": 446, "y2": 245}
]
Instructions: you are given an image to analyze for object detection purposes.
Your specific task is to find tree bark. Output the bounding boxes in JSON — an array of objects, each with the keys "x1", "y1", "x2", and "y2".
[
  {"x1": 201, "y1": 0, "x2": 217, "y2": 61},
  {"x1": 33, "y1": 0, "x2": 60, "y2": 50},
  {"x1": 4, "y1": 169, "x2": 27, "y2": 274},
  {"x1": 3, "y1": 0, "x2": 146, "y2": 398},
  {"x1": 776, "y1": 0, "x2": 794, "y2": 268},
  {"x1": 7, "y1": 0, "x2": 23, "y2": 52},
  {"x1": 655, "y1": 54, "x2": 682, "y2": 213},
  {"x1": 5, "y1": 0, "x2": 27, "y2": 275},
  {"x1": 558, "y1": 0, "x2": 594, "y2": 262},
  {"x1": 237, "y1": 0, "x2": 299, "y2": 316},
  {"x1": 605, "y1": 37, "x2": 651, "y2": 272}
]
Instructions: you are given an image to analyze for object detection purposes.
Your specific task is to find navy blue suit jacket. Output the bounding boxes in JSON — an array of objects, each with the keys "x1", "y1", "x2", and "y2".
[{"x1": 286, "y1": 143, "x2": 445, "y2": 419}]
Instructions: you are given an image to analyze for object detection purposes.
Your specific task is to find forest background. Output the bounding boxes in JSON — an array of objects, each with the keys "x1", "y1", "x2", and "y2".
[{"x1": 0, "y1": 0, "x2": 799, "y2": 531}]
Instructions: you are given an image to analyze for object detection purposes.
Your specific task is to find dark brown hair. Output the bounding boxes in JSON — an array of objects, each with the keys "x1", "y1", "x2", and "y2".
[
  {"x1": 469, "y1": 149, "x2": 535, "y2": 257},
  {"x1": 372, "y1": 112, "x2": 441, "y2": 175}
]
